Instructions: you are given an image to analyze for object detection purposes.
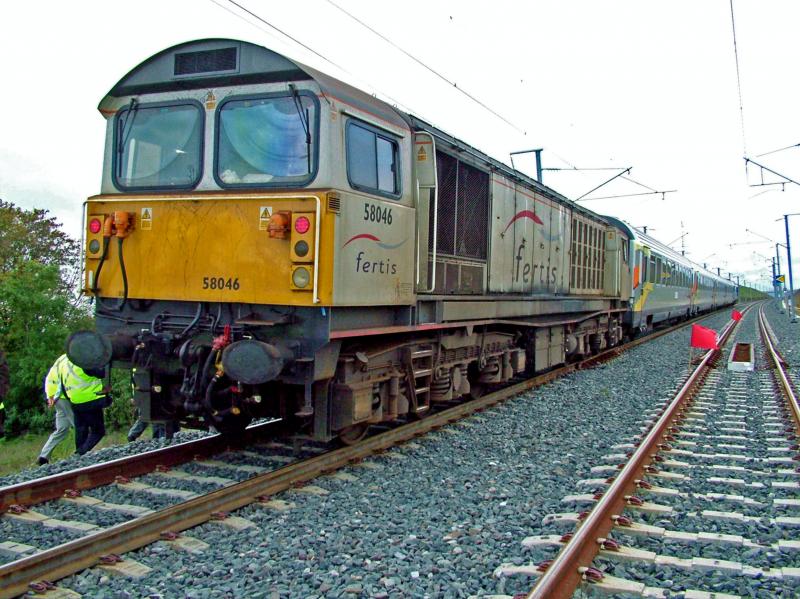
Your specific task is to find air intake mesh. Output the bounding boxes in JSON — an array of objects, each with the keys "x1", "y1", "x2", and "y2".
[
  {"x1": 174, "y1": 47, "x2": 237, "y2": 76},
  {"x1": 432, "y1": 151, "x2": 488, "y2": 260}
]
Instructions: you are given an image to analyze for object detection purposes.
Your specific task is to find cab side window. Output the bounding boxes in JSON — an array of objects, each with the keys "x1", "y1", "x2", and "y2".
[{"x1": 346, "y1": 120, "x2": 400, "y2": 197}]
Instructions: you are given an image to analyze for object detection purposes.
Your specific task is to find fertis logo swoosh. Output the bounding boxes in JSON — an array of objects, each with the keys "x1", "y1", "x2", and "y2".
[
  {"x1": 342, "y1": 234, "x2": 408, "y2": 250},
  {"x1": 502, "y1": 210, "x2": 543, "y2": 235}
]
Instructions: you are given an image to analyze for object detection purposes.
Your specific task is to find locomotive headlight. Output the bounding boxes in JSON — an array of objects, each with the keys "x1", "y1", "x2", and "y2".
[
  {"x1": 292, "y1": 266, "x2": 310, "y2": 288},
  {"x1": 294, "y1": 240, "x2": 309, "y2": 257}
]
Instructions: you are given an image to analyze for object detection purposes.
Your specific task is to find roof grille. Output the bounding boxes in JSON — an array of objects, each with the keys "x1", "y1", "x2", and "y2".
[{"x1": 174, "y1": 47, "x2": 237, "y2": 76}]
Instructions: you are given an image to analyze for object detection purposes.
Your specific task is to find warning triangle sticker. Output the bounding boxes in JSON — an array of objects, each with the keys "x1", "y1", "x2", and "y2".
[
  {"x1": 417, "y1": 146, "x2": 427, "y2": 161},
  {"x1": 141, "y1": 208, "x2": 151, "y2": 219},
  {"x1": 260, "y1": 206, "x2": 272, "y2": 218}
]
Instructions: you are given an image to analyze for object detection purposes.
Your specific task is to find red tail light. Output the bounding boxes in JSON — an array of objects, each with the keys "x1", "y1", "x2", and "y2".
[
  {"x1": 89, "y1": 218, "x2": 102, "y2": 234},
  {"x1": 295, "y1": 216, "x2": 310, "y2": 234}
]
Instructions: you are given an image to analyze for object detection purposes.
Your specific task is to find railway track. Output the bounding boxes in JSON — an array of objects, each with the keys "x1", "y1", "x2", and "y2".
[
  {"x1": 498, "y1": 301, "x2": 800, "y2": 598},
  {"x1": 0, "y1": 308, "x2": 738, "y2": 598}
]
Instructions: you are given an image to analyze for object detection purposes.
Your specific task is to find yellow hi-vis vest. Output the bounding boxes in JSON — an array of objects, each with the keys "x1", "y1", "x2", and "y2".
[{"x1": 45, "y1": 354, "x2": 104, "y2": 405}]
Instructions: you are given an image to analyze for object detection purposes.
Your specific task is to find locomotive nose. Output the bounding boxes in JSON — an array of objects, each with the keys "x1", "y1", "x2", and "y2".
[{"x1": 221, "y1": 339, "x2": 292, "y2": 384}]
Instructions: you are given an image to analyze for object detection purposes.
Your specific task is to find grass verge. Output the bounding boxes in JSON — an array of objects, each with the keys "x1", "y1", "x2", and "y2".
[{"x1": 0, "y1": 429, "x2": 130, "y2": 478}]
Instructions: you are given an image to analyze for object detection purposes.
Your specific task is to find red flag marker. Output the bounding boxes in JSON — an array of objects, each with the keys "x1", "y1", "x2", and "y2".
[
  {"x1": 690, "y1": 324, "x2": 719, "y2": 350},
  {"x1": 731, "y1": 309, "x2": 742, "y2": 322}
]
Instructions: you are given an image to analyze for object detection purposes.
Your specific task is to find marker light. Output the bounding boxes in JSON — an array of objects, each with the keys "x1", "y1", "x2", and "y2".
[
  {"x1": 89, "y1": 239, "x2": 101, "y2": 254},
  {"x1": 295, "y1": 216, "x2": 310, "y2": 234},
  {"x1": 292, "y1": 267, "x2": 310, "y2": 288},
  {"x1": 294, "y1": 240, "x2": 309, "y2": 257},
  {"x1": 89, "y1": 218, "x2": 102, "y2": 234}
]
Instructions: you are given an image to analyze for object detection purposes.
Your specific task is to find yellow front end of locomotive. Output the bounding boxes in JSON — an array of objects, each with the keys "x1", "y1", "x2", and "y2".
[{"x1": 84, "y1": 193, "x2": 335, "y2": 306}]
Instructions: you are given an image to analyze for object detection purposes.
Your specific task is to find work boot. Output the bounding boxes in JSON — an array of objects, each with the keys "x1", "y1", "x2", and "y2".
[{"x1": 37, "y1": 456, "x2": 48, "y2": 466}]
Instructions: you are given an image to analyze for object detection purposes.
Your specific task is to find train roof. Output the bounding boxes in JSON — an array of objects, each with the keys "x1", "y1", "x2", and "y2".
[{"x1": 99, "y1": 38, "x2": 607, "y2": 223}]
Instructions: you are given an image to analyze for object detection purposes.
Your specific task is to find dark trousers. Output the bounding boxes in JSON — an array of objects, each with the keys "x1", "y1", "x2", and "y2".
[{"x1": 73, "y1": 403, "x2": 105, "y2": 455}]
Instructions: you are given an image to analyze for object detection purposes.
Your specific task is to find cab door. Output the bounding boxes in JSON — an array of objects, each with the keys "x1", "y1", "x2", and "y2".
[{"x1": 413, "y1": 132, "x2": 436, "y2": 293}]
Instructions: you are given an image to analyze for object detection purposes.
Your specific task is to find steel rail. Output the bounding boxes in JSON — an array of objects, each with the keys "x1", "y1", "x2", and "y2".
[
  {"x1": 0, "y1": 307, "x2": 734, "y2": 598},
  {"x1": 527, "y1": 304, "x2": 751, "y2": 599},
  {"x1": 0, "y1": 309, "x2": 721, "y2": 514},
  {"x1": 758, "y1": 304, "x2": 800, "y2": 430},
  {"x1": 0, "y1": 421, "x2": 281, "y2": 512}
]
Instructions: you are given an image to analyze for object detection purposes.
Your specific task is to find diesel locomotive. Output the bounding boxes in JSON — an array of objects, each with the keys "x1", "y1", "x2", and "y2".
[{"x1": 70, "y1": 39, "x2": 737, "y2": 443}]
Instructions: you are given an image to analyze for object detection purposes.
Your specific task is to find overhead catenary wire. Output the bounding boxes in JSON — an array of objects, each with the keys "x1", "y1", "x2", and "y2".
[
  {"x1": 577, "y1": 190, "x2": 677, "y2": 202},
  {"x1": 223, "y1": 0, "x2": 346, "y2": 71},
  {"x1": 211, "y1": 0, "x2": 420, "y2": 116},
  {"x1": 324, "y1": 0, "x2": 527, "y2": 136},
  {"x1": 757, "y1": 142, "x2": 800, "y2": 158},
  {"x1": 729, "y1": 0, "x2": 748, "y2": 156}
]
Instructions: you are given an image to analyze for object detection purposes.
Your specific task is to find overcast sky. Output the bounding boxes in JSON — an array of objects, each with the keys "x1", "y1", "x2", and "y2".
[{"x1": 2, "y1": 0, "x2": 799, "y2": 291}]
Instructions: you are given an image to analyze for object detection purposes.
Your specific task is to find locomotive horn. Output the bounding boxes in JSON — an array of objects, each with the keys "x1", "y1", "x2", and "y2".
[{"x1": 221, "y1": 340, "x2": 292, "y2": 385}]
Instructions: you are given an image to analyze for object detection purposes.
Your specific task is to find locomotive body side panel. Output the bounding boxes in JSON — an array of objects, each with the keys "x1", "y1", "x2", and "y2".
[
  {"x1": 488, "y1": 176, "x2": 517, "y2": 294},
  {"x1": 332, "y1": 191, "x2": 416, "y2": 306}
]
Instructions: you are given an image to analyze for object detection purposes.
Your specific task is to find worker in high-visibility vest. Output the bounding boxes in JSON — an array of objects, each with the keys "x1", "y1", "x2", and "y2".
[
  {"x1": 0, "y1": 348, "x2": 8, "y2": 437},
  {"x1": 38, "y1": 354, "x2": 75, "y2": 464},
  {"x1": 41, "y1": 354, "x2": 110, "y2": 460}
]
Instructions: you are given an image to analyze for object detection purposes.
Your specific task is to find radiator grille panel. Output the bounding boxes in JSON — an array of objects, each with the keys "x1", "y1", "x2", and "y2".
[
  {"x1": 174, "y1": 47, "x2": 237, "y2": 76},
  {"x1": 432, "y1": 151, "x2": 488, "y2": 260}
]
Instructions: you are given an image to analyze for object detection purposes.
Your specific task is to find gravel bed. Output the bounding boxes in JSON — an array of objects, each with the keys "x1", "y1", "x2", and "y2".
[
  {"x1": 764, "y1": 298, "x2": 800, "y2": 397},
  {"x1": 179, "y1": 461, "x2": 258, "y2": 482},
  {"x1": 764, "y1": 299, "x2": 800, "y2": 361},
  {"x1": 45, "y1": 310, "x2": 740, "y2": 598},
  {"x1": 0, "y1": 430, "x2": 211, "y2": 488},
  {"x1": 0, "y1": 517, "x2": 83, "y2": 562},
  {"x1": 33, "y1": 499, "x2": 132, "y2": 529},
  {"x1": 84, "y1": 484, "x2": 183, "y2": 512},
  {"x1": 573, "y1": 307, "x2": 800, "y2": 597}
]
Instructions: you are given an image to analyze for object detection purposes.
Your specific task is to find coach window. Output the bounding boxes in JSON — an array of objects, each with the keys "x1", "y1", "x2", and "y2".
[
  {"x1": 346, "y1": 120, "x2": 401, "y2": 198},
  {"x1": 114, "y1": 101, "x2": 203, "y2": 190},
  {"x1": 215, "y1": 92, "x2": 318, "y2": 187}
]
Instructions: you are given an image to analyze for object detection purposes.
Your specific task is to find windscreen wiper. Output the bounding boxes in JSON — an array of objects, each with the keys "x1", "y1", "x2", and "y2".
[
  {"x1": 117, "y1": 98, "x2": 139, "y2": 155},
  {"x1": 289, "y1": 84, "x2": 311, "y2": 173}
]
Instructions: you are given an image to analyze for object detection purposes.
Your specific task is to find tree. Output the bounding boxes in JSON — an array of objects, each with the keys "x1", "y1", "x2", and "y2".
[
  {"x1": 0, "y1": 199, "x2": 82, "y2": 293},
  {"x1": 0, "y1": 201, "x2": 92, "y2": 435}
]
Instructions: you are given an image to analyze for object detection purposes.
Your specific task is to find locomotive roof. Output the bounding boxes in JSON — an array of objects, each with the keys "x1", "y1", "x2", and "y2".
[
  {"x1": 100, "y1": 38, "x2": 609, "y2": 223},
  {"x1": 99, "y1": 38, "x2": 409, "y2": 131}
]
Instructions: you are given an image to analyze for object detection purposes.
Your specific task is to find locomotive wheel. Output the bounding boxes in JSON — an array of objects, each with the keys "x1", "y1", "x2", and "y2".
[
  {"x1": 337, "y1": 423, "x2": 369, "y2": 445},
  {"x1": 468, "y1": 382, "x2": 486, "y2": 399}
]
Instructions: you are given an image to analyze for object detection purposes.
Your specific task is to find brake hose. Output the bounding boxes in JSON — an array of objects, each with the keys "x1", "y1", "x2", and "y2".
[
  {"x1": 91, "y1": 237, "x2": 111, "y2": 296},
  {"x1": 93, "y1": 236, "x2": 128, "y2": 312}
]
